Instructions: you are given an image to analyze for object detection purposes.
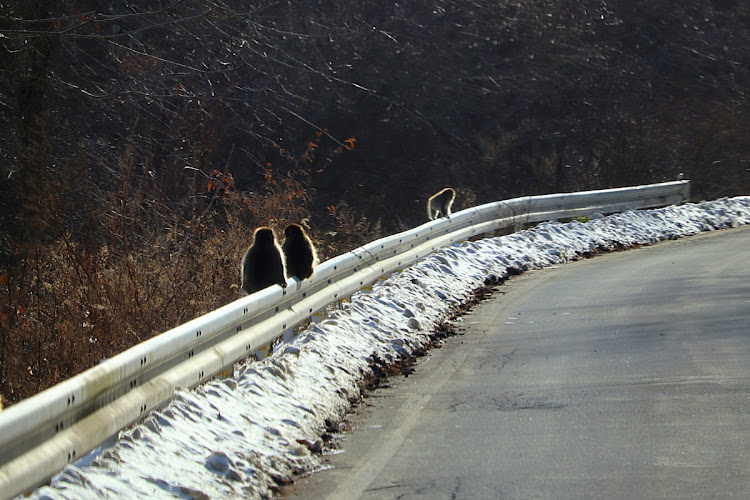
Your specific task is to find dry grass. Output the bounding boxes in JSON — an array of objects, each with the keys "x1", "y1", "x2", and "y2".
[{"x1": 0, "y1": 162, "x2": 375, "y2": 407}]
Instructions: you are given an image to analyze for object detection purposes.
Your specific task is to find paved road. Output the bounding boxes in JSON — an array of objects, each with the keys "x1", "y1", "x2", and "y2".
[{"x1": 286, "y1": 226, "x2": 750, "y2": 499}]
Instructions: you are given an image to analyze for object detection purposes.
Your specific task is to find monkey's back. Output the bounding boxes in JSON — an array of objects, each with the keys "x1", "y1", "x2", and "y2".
[
  {"x1": 282, "y1": 236, "x2": 315, "y2": 280},
  {"x1": 427, "y1": 187, "x2": 456, "y2": 220},
  {"x1": 241, "y1": 241, "x2": 285, "y2": 294}
]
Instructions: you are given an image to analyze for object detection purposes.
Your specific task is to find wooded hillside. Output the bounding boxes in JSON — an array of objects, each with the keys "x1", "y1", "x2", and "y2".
[{"x1": 1, "y1": 0, "x2": 748, "y2": 405}]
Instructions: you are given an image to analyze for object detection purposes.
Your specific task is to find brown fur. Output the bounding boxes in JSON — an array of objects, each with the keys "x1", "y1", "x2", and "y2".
[{"x1": 427, "y1": 187, "x2": 456, "y2": 220}]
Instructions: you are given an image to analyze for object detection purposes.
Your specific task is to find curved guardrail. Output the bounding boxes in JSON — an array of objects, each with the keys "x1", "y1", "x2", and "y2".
[{"x1": 0, "y1": 180, "x2": 689, "y2": 499}]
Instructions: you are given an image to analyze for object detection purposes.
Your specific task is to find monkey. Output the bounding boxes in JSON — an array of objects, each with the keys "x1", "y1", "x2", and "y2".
[
  {"x1": 427, "y1": 187, "x2": 456, "y2": 220},
  {"x1": 281, "y1": 223, "x2": 319, "y2": 281},
  {"x1": 240, "y1": 227, "x2": 287, "y2": 294}
]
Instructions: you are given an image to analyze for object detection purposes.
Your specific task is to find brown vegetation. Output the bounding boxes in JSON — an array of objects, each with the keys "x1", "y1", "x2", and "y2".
[{"x1": 1, "y1": 0, "x2": 749, "y2": 405}]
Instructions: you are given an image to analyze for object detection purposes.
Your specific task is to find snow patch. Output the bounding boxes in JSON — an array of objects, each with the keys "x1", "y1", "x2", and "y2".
[{"x1": 29, "y1": 197, "x2": 750, "y2": 499}]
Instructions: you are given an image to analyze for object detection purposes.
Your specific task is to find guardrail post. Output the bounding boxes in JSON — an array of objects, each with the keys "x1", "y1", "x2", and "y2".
[
  {"x1": 311, "y1": 310, "x2": 326, "y2": 324},
  {"x1": 282, "y1": 329, "x2": 295, "y2": 343},
  {"x1": 214, "y1": 367, "x2": 233, "y2": 379},
  {"x1": 255, "y1": 345, "x2": 270, "y2": 361}
]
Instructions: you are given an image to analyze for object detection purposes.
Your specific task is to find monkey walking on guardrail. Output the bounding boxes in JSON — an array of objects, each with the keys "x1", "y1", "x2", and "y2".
[
  {"x1": 241, "y1": 227, "x2": 287, "y2": 294},
  {"x1": 427, "y1": 187, "x2": 456, "y2": 220},
  {"x1": 282, "y1": 223, "x2": 318, "y2": 281}
]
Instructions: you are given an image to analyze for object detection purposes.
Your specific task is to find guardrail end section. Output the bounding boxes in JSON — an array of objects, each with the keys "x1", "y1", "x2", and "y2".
[{"x1": 680, "y1": 180, "x2": 691, "y2": 202}]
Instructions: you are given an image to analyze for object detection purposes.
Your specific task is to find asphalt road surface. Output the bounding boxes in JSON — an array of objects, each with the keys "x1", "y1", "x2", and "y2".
[{"x1": 286, "y1": 226, "x2": 750, "y2": 499}]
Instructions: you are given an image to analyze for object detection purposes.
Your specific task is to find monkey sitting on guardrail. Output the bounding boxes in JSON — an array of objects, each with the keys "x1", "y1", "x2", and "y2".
[
  {"x1": 241, "y1": 227, "x2": 287, "y2": 294},
  {"x1": 282, "y1": 223, "x2": 318, "y2": 281}
]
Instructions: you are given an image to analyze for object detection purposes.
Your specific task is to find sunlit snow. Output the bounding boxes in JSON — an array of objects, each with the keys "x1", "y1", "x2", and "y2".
[{"x1": 28, "y1": 197, "x2": 750, "y2": 499}]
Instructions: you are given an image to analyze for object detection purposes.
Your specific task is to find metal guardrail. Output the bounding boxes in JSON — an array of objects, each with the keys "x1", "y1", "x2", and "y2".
[{"x1": 0, "y1": 180, "x2": 689, "y2": 498}]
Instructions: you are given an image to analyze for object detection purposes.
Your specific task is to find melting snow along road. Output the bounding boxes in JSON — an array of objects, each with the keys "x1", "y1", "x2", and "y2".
[
  {"x1": 289, "y1": 225, "x2": 750, "y2": 499},
  {"x1": 29, "y1": 198, "x2": 750, "y2": 499}
]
